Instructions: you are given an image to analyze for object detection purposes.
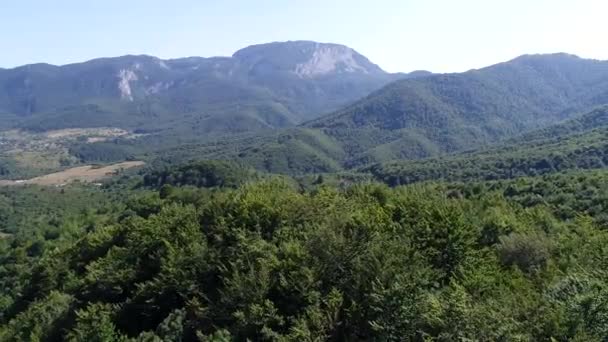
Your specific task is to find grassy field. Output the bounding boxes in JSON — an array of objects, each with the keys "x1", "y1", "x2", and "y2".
[
  {"x1": 0, "y1": 161, "x2": 145, "y2": 186},
  {"x1": 0, "y1": 127, "x2": 143, "y2": 178}
]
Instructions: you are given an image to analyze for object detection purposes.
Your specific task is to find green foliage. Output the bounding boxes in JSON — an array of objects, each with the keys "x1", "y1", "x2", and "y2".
[
  {"x1": 152, "y1": 128, "x2": 348, "y2": 174},
  {"x1": 0, "y1": 291, "x2": 73, "y2": 341},
  {"x1": 67, "y1": 303, "x2": 126, "y2": 342},
  {"x1": 145, "y1": 62, "x2": 608, "y2": 175},
  {"x1": 519, "y1": 105, "x2": 608, "y2": 142},
  {"x1": 368, "y1": 109, "x2": 608, "y2": 185},
  {"x1": 4, "y1": 169, "x2": 608, "y2": 340},
  {"x1": 143, "y1": 160, "x2": 257, "y2": 189},
  {"x1": 446, "y1": 169, "x2": 608, "y2": 228},
  {"x1": 69, "y1": 142, "x2": 136, "y2": 163},
  {"x1": 0, "y1": 185, "x2": 117, "y2": 235},
  {"x1": 497, "y1": 232, "x2": 552, "y2": 273},
  {"x1": 6, "y1": 53, "x2": 608, "y2": 178},
  {"x1": 7, "y1": 44, "x2": 608, "y2": 342}
]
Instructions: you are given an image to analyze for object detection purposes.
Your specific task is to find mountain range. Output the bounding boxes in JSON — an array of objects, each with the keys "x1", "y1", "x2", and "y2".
[
  {"x1": 2, "y1": 41, "x2": 608, "y2": 178},
  {"x1": 0, "y1": 41, "x2": 427, "y2": 135},
  {"x1": 146, "y1": 52, "x2": 608, "y2": 174}
]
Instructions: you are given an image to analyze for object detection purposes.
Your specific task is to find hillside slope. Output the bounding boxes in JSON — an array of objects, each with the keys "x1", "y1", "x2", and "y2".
[
  {"x1": 148, "y1": 103, "x2": 608, "y2": 176},
  {"x1": 366, "y1": 106, "x2": 608, "y2": 185},
  {"x1": 305, "y1": 53, "x2": 608, "y2": 162}
]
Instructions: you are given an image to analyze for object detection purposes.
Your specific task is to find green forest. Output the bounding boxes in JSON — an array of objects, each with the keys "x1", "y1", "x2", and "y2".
[
  {"x1": 2, "y1": 162, "x2": 608, "y2": 341},
  {"x1": 367, "y1": 121, "x2": 608, "y2": 186}
]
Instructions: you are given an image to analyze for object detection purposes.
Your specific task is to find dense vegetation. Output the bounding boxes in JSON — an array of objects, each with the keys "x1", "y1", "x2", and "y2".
[
  {"x1": 142, "y1": 160, "x2": 258, "y2": 189},
  {"x1": 367, "y1": 108, "x2": 608, "y2": 185},
  {"x1": 144, "y1": 59, "x2": 608, "y2": 176},
  {"x1": 69, "y1": 142, "x2": 138, "y2": 164},
  {"x1": 3, "y1": 166, "x2": 608, "y2": 340},
  {"x1": 0, "y1": 185, "x2": 118, "y2": 236},
  {"x1": 445, "y1": 169, "x2": 608, "y2": 228},
  {"x1": 158, "y1": 105, "x2": 608, "y2": 180},
  {"x1": 517, "y1": 105, "x2": 608, "y2": 142},
  {"x1": 152, "y1": 129, "x2": 347, "y2": 175},
  {"x1": 0, "y1": 159, "x2": 21, "y2": 178}
]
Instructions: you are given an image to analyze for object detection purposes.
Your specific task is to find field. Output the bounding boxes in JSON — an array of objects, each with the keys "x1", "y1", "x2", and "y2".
[
  {"x1": 0, "y1": 161, "x2": 145, "y2": 186},
  {"x1": 0, "y1": 127, "x2": 143, "y2": 178}
]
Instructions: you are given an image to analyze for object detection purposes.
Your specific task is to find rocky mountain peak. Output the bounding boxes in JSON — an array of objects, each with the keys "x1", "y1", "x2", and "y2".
[
  {"x1": 232, "y1": 41, "x2": 385, "y2": 78},
  {"x1": 294, "y1": 43, "x2": 370, "y2": 77}
]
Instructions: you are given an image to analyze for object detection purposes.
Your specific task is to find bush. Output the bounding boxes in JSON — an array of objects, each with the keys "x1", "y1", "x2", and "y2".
[{"x1": 497, "y1": 232, "x2": 552, "y2": 273}]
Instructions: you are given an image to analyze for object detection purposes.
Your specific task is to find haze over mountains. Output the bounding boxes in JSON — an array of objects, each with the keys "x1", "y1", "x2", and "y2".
[
  {"x1": 0, "y1": 41, "x2": 426, "y2": 134},
  {"x1": 148, "y1": 51, "x2": 608, "y2": 174},
  {"x1": 2, "y1": 40, "x2": 608, "y2": 177},
  {"x1": 300, "y1": 53, "x2": 608, "y2": 163}
]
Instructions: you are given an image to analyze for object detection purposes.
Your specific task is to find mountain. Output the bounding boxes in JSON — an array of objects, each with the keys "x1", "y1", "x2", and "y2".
[
  {"x1": 5, "y1": 50, "x2": 608, "y2": 178},
  {"x1": 305, "y1": 53, "x2": 608, "y2": 161},
  {"x1": 148, "y1": 54, "x2": 608, "y2": 175},
  {"x1": 0, "y1": 41, "x2": 424, "y2": 135}
]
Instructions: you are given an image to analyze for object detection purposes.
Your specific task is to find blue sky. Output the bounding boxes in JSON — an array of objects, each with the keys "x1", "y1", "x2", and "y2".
[{"x1": 2, "y1": 0, "x2": 606, "y2": 72}]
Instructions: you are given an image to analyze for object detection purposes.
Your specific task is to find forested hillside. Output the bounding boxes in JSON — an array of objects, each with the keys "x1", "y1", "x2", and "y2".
[
  {"x1": 445, "y1": 170, "x2": 608, "y2": 228},
  {"x1": 517, "y1": 105, "x2": 608, "y2": 142},
  {"x1": 367, "y1": 106, "x2": 608, "y2": 185},
  {"x1": 3, "y1": 168, "x2": 608, "y2": 340},
  {"x1": 142, "y1": 160, "x2": 258, "y2": 189},
  {"x1": 152, "y1": 104, "x2": 608, "y2": 177},
  {"x1": 304, "y1": 54, "x2": 608, "y2": 162},
  {"x1": 151, "y1": 129, "x2": 347, "y2": 174},
  {"x1": 136, "y1": 55, "x2": 608, "y2": 175}
]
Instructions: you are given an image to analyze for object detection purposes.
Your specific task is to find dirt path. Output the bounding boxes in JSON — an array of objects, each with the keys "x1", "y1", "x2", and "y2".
[{"x1": 0, "y1": 161, "x2": 145, "y2": 186}]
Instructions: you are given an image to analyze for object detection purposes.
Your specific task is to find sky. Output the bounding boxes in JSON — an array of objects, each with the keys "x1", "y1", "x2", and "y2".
[{"x1": 2, "y1": 0, "x2": 607, "y2": 73}]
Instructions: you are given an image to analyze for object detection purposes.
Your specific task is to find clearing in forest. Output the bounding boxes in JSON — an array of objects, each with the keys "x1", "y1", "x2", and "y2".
[{"x1": 0, "y1": 161, "x2": 145, "y2": 186}]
